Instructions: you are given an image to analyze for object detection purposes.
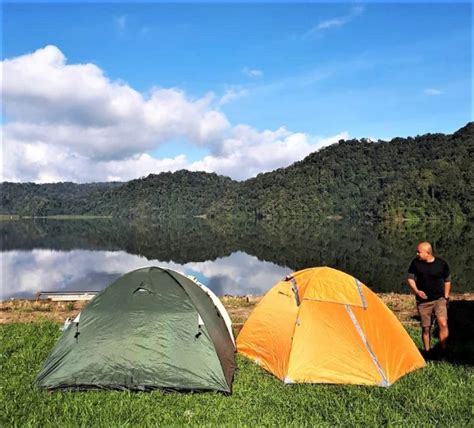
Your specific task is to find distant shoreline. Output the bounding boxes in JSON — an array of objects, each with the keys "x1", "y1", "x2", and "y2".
[
  {"x1": 0, "y1": 214, "x2": 113, "y2": 221},
  {"x1": 0, "y1": 213, "x2": 468, "y2": 223}
]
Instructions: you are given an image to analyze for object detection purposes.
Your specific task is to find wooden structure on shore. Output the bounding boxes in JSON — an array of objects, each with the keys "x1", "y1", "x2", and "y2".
[{"x1": 36, "y1": 291, "x2": 99, "y2": 301}]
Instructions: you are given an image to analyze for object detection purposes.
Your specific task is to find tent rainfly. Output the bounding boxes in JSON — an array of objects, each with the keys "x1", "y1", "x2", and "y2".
[
  {"x1": 37, "y1": 267, "x2": 235, "y2": 393},
  {"x1": 237, "y1": 267, "x2": 426, "y2": 387}
]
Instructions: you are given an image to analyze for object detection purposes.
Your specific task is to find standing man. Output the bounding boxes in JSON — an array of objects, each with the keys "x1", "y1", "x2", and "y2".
[{"x1": 407, "y1": 242, "x2": 451, "y2": 356}]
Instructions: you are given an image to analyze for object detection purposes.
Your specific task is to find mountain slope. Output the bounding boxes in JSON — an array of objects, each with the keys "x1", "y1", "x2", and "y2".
[
  {"x1": 1, "y1": 123, "x2": 473, "y2": 221},
  {"x1": 208, "y1": 123, "x2": 474, "y2": 221}
]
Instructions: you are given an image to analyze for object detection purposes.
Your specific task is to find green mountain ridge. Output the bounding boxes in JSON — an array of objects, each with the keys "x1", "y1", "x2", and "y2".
[{"x1": 2, "y1": 123, "x2": 473, "y2": 222}]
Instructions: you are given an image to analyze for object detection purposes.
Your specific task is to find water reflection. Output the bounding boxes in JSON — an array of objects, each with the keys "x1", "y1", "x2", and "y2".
[
  {"x1": 1, "y1": 249, "x2": 290, "y2": 300},
  {"x1": 1, "y1": 218, "x2": 472, "y2": 299}
]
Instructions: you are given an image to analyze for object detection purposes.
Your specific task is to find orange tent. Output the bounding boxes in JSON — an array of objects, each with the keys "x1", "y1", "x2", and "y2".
[{"x1": 237, "y1": 267, "x2": 426, "y2": 387}]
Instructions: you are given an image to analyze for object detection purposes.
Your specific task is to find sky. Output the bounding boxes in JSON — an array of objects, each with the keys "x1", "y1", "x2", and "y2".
[{"x1": 1, "y1": 1, "x2": 472, "y2": 183}]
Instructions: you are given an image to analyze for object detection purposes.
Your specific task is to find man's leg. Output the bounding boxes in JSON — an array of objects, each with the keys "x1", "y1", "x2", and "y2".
[
  {"x1": 421, "y1": 326, "x2": 431, "y2": 352},
  {"x1": 418, "y1": 301, "x2": 434, "y2": 352},
  {"x1": 435, "y1": 298, "x2": 449, "y2": 350},
  {"x1": 437, "y1": 317, "x2": 449, "y2": 350}
]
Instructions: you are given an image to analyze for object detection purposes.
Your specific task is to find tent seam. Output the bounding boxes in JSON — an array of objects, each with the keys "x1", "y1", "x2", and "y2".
[
  {"x1": 344, "y1": 304, "x2": 390, "y2": 387},
  {"x1": 285, "y1": 276, "x2": 303, "y2": 382},
  {"x1": 354, "y1": 278, "x2": 368, "y2": 309},
  {"x1": 163, "y1": 269, "x2": 230, "y2": 392}
]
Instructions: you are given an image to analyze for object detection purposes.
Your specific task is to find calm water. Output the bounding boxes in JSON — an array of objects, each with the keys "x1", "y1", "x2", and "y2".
[{"x1": 1, "y1": 218, "x2": 473, "y2": 300}]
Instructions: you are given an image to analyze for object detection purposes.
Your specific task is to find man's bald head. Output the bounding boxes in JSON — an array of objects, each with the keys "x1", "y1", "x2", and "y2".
[
  {"x1": 416, "y1": 241, "x2": 434, "y2": 262},
  {"x1": 418, "y1": 242, "x2": 433, "y2": 254}
]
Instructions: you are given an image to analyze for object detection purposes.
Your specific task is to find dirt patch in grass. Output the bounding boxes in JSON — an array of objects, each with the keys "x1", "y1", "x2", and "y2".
[
  {"x1": 0, "y1": 299, "x2": 89, "y2": 324},
  {"x1": 2, "y1": 293, "x2": 473, "y2": 327}
]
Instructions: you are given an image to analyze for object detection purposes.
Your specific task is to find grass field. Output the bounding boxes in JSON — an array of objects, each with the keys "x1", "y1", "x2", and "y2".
[{"x1": 1, "y1": 321, "x2": 473, "y2": 426}]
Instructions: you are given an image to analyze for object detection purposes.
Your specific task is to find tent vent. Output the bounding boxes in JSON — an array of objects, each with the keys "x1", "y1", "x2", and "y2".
[
  {"x1": 61, "y1": 318, "x2": 72, "y2": 331},
  {"x1": 133, "y1": 285, "x2": 153, "y2": 294}
]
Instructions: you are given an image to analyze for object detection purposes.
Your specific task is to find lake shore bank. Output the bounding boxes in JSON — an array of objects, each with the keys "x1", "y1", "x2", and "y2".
[{"x1": 2, "y1": 293, "x2": 473, "y2": 329}]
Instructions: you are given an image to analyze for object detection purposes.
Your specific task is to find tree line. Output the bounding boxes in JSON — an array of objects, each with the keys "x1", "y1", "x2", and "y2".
[{"x1": 1, "y1": 122, "x2": 473, "y2": 222}]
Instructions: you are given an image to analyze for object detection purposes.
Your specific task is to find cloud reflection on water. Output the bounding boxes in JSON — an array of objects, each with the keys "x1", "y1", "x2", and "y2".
[{"x1": 1, "y1": 249, "x2": 291, "y2": 299}]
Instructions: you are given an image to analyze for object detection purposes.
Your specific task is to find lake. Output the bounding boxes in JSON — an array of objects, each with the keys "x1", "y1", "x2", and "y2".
[{"x1": 1, "y1": 218, "x2": 473, "y2": 300}]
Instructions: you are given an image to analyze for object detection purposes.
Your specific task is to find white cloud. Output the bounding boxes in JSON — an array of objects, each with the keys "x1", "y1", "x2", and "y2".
[
  {"x1": 1, "y1": 45, "x2": 347, "y2": 183},
  {"x1": 318, "y1": 18, "x2": 346, "y2": 30},
  {"x1": 1, "y1": 45, "x2": 229, "y2": 180},
  {"x1": 1, "y1": 135, "x2": 190, "y2": 183},
  {"x1": 218, "y1": 88, "x2": 249, "y2": 106},
  {"x1": 424, "y1": 88, "x2": 442, "y2": 96},
  {"x1": 242, "y1": 67, "x2": 263, "y2": 78},
  {"x1": 190, "y1": 127, "x2": 349, "y2": 180},
  {"x1": 2, "y1": 46, "x2": 229, "y2": 159},
  {"x1": 306, "y1": 5, "x2": 365, "y2": 37}
]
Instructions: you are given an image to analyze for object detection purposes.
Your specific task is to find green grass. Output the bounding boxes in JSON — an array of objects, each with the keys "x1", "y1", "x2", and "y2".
[{"x1": 1, "y1": 322, "x2": 473, "y2": 426}]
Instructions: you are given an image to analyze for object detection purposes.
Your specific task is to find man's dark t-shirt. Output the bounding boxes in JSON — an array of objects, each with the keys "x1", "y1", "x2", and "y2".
[{"x1": 408, "y1": 257, "x2": 451, "y2": 302}]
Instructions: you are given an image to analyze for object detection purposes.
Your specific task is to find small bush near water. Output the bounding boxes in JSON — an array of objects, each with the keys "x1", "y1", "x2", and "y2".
[{"x1": 1, "y1": 321, "x2": 473, "y2": 426}]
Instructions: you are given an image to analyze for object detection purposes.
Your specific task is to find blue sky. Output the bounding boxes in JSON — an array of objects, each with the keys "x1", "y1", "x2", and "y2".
[{"x1": 2, "y1": 2, "x2": 472, "y2": 182}]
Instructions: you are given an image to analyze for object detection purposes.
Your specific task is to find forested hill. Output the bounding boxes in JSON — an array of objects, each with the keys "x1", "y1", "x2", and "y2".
[
  {"x1": 1, "y1": 171, "x2": 235, "y2": 218},
  {"x1": 1, "y1": 123, "x2": 473, "y2": 221},
  {"x1": 0, "y1": 182, "x2": 121, "y2": 218},
  {"x1": 93, "y1": 171, "x2": 235, "y2": 217},
  {"x1": 209, "y1": 122, "x2": 474, "y2": 221}
]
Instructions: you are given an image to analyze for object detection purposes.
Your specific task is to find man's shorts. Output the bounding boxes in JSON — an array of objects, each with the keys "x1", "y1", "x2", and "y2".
[{"x1": 417, "y1": 297, "x2": 448, "y2": 328}]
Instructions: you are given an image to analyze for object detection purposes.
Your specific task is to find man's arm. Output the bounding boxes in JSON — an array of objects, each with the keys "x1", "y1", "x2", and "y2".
[
  {"x1": 443, "y1": 261, "x2": 451, "y2": 300},
  {"x1": 407, "y1": 277, "x2": 427, "y2": 300},
  {"x1": 444, "y1": 281, "x2": 451, "y2": 300}
]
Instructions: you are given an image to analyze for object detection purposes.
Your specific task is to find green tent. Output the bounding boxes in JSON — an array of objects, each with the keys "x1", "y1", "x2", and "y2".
[{"x1": 36, "y1": 267, "x2": 235, "y2": 393}]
